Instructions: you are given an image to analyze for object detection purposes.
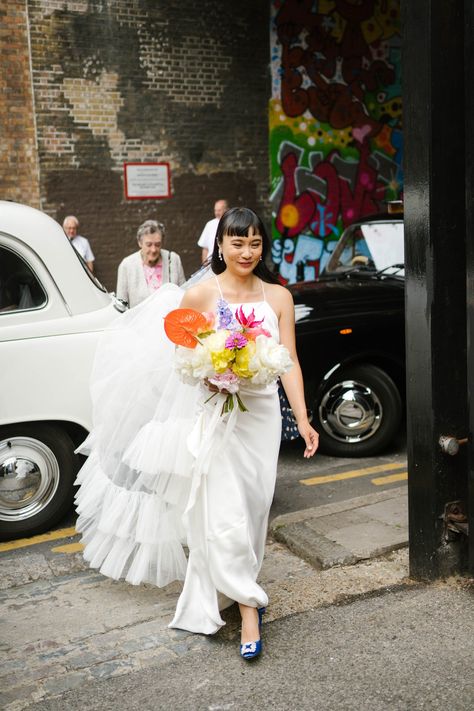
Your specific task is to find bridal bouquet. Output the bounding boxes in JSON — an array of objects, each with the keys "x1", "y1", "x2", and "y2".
[{"x1": 164, "y1": 299, "x2": 292, "y2": 414}]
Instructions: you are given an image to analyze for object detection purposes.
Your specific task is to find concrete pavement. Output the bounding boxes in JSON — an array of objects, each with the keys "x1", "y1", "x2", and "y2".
[
  {"x1": 0, "y1": 540, "x2": 410, "y2": 710},
  {"x1": 25, "y1": 581, "x2": 474, "y2": 711},
  {"x1": 2, "y1": 482, "x2": 473, "y2": 710}
]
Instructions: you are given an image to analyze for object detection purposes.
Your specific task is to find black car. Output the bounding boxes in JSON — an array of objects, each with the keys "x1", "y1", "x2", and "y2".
[{"x1": 290, "y1": 213, "x2": 405, "y2": 457}]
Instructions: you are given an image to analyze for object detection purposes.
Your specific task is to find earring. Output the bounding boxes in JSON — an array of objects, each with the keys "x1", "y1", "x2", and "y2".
[
  {"x1": 259, "y1": 255, "x2": 263, "y2": 261},
  {"x1": 218, "y1": 249, "x2": 223, "y2": 261}
]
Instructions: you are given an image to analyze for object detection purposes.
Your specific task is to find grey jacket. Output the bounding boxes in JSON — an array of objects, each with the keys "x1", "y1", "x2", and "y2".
[{"x1": 116, "y1": 249, "x2": 186, "y2": 308}]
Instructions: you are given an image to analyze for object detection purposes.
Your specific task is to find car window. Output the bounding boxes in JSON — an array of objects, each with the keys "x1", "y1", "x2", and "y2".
[
  {"x1": 326, "y1": 225, "x2": 375, "y2": 272},
  {"x1": 0, "y1": 246, "x2": 47, "y2": 314},
  {"x1": 325, "y1": 221, "x2": 404, "y2": 273},
  {"x1": 361, "y1": 222, "x2": 404, "y2": 271},
  {"x1": 338, "y1": 227, "x2": 374, "y2": 268}
]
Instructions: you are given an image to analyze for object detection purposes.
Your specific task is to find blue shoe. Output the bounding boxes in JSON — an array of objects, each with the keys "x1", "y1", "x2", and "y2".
[
  {"x1": 240, "y1": 607, "x2": 266, "y2": 660},
  {"x1": 240, "y1": 639, "x2": 262, "y2": 660}
]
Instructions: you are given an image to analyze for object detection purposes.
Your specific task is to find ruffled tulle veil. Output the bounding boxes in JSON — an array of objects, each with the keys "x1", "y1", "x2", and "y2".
[{"x1": 75, "y1": 267, "x2": 213, "y2": 586}]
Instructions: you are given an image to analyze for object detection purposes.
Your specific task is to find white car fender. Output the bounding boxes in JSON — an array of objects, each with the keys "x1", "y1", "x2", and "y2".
[{"x1": 0, "y1": 329, "x2": 102, "y2": 432}]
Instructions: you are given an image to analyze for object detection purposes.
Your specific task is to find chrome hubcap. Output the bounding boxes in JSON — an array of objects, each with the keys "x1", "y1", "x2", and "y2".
[
  {"x1": 0, "y1": 437, "x2": 60, "y2": 521},
  {"x1": 319, "y1": 378, "x2": 383, "y2": 443}
]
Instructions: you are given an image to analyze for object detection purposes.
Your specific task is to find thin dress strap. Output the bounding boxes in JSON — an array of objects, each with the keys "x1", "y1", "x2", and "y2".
[
  {"x1": 214, "y1": 275, "x2": 266, "y2": 302},
  {"x1": 214, "y1": 275, "x2": 224, "y2": 298}
]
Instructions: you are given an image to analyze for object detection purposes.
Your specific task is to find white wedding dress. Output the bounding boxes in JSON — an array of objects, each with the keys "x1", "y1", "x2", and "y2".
[{"x1": 74, "y1": 274, "x2": 282, "y2": 634}]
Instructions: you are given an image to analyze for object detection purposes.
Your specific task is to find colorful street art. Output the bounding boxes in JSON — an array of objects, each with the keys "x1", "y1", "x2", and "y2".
[{"x1": 270, "y1": 0, "x2": 402, "y2": 283}]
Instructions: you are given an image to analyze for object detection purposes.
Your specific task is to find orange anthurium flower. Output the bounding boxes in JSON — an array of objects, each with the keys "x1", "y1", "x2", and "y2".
[{"x1": 164, "y1": 308, "x2": 209, "y2": 348}]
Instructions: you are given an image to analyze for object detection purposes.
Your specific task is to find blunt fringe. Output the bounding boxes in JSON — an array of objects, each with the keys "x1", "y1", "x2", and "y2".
[{"x1": 210, "y1": 207, "x2": 279, "y2": 284}]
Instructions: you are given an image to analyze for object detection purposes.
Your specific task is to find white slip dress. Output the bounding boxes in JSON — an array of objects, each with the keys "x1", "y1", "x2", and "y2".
[{"x1": 74, "y1": 274, "x2": 282, "y2": 635}]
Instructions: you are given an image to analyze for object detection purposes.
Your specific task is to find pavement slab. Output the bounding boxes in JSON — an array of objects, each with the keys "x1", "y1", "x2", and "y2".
[{"x1": 270, "y1": 486, "x2": 408, "y2": 568}]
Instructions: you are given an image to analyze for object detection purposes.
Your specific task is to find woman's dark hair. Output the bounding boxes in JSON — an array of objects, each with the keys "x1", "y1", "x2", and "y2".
[{"x1": 210, "y1": 207, "x2": 279, "y2": 284}]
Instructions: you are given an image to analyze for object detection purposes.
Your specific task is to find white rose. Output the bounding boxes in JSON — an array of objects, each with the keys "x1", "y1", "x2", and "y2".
[
  {"x1": 203, "y1": 330, "x2": 228, "y2": 353},
  {"x1": 175, "y1": 343, "x2": 214, "y2": 382},
  {"x1": 249, "y1": 335, "x2": 293, "y2": 385}
]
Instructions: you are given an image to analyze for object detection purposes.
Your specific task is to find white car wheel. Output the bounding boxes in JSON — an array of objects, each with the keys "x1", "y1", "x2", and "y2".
[{"x1": 0, "y1": 424, "x2": 78, "y2": 540}]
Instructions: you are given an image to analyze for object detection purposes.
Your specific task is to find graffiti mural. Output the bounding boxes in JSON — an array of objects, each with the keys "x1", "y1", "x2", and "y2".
[{"x1": 270, "y1": 0, "x2": 402, "y2": 283}]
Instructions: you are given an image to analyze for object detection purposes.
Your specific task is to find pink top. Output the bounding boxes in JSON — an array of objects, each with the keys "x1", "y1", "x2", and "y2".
[{"x1": 143, "y1": 261, "x2": 163, "y2": 290}]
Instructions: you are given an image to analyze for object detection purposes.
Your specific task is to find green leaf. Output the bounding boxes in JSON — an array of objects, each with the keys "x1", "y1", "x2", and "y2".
[{"x1": 236, "y1": 392, "x2": 248, "y2": 412}]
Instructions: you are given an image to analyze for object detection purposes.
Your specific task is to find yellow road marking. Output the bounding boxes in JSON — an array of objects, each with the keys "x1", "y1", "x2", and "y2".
[
  {"x1": 51, "y1": 542, "x2": 84, "y2": 554},
  {"x1": 372, "y1": 472, "x2": 408, "y2": 486},
  {"x1": 300, "y1": 462, "x2": 406, "y2": 486},
  {"x1": 0, "y1": 526, "x2": 78, "y2": 553}
]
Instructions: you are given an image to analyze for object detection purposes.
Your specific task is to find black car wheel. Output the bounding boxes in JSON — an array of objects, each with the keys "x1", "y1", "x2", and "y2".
[
  {"x1": 314, "y1": 364, "x2": 402, "y2": 457},
  {"x1": 0, "y1": 423, "x2": 79, "y2": 541}
]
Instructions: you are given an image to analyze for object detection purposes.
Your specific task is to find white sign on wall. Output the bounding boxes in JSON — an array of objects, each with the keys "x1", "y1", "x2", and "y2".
[{"x1": 123, "y1": 162, "x2": 171, "y2": 200}]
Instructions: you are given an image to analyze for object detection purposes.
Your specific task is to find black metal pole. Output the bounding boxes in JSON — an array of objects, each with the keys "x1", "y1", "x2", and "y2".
[
  {"x1": 465, "y1": 1, "x2": 474, "y2": 576},
  {"x1": 402, "y1": 0, "x2": 469, "y2": 579}
]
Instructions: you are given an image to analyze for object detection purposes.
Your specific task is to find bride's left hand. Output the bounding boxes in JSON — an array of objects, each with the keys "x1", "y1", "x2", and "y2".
[
  {"x1": 298, "y1": 421, "x2": 319, "y2": 458},
  {"x1": 203, "y1": 378, "x2": 230, "y2": 395}
]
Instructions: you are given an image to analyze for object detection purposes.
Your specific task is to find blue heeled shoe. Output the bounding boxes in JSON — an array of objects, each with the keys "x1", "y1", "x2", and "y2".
[{"x1": 240, "y1": 607, "x2": 265, "y2": 660}]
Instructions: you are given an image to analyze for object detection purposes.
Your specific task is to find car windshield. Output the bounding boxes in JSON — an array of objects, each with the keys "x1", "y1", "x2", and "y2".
[{"x1": 325, "y1": 221, "x2": 404, "y2": 274}]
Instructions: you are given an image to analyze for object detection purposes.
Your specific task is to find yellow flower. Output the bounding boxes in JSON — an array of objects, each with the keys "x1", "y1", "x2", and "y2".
[
  {"x1": 232, "y1": 341, "x2": 257, "y2": 379},
  {"x1": 205, "y1": 331, "x2": 233, "y2": 373},
  {"x1": 211, "y1": 348, "x2": 234, "y2": 373}
]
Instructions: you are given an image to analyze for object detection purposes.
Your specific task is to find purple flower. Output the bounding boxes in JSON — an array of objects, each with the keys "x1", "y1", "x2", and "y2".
[
  {"x1": 217, "y1": 298, "x2": 236, "y2": 329},
  {"x1": 225, "y1": 332, "x2": 248, "y2": 349}
]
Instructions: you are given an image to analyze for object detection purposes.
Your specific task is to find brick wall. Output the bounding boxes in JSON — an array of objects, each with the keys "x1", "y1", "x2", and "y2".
[
  {"x1": 22, "y1": 0, "x2": 270, "y2": 289},
  {"x1": 0, "y1": 1, "x2": 41, "y2": 208}
]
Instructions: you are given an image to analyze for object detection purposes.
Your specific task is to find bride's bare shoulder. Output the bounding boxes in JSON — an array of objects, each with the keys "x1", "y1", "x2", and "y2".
[
  {"x1": 263, "y1": 281, "x2": 293, "y2": 319},
  {"x1": 180, "y1": 278, "x2": 216, "y2": 310},
  {"x1": 265, "y1": 282, "x2": 293, "y2": 305}
]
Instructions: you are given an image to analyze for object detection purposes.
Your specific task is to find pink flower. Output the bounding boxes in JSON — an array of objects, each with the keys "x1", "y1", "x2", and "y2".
[
  {"x1": 208, "y1": 371, "x2": 240, "y2": 393},
  {"x1": 244, "y1": 326, "x2": 271, "y2": 341},
  {"x1": 234, "y1": 306, "x2": 271, "y2": 340},
  {"x1": 235, "y1": 306, "x2": 264, "y2": 329},
  {"x1": 225, "y1": 332, "x2": 248, "y2": 349}
]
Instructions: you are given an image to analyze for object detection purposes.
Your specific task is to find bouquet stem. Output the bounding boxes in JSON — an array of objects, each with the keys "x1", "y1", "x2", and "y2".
[
  {"x1": 221, "y1": 392, "x2": 248, "y2": 416},
  {"x1": 235, "y1": 392, "x2": 248, "y2": 412}
]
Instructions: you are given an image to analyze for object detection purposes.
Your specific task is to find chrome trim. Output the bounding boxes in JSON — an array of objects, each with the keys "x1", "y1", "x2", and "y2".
[
  {"x1": 294, "y1": 304, "x2": 314, "y2": 322},
  {"x1": 319, "y1": 378, "x2": 383, "y2": 443},
  {"x1": 0, "y1": 436, "x2": 60, "y2": 521}
]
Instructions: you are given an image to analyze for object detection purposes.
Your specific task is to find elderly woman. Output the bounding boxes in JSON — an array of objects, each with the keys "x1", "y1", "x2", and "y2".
[{"x1": 116, "y1": 220, "x2": 186, "y2": 308}]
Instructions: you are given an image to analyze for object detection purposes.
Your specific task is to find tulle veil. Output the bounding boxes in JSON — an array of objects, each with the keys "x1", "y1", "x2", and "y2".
[{"x1": 74, "y1": 264, "x2": 216, "y2": 587}]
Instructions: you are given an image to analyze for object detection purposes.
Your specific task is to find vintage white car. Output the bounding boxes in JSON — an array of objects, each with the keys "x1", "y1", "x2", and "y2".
[{"x1": 0, "y1": 201, "x2": 125, "y2": 540}]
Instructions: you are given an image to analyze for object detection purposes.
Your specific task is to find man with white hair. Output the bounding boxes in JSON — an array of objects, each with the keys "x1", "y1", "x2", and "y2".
[
  {"x1": 63, "y1": 215, "x2": 95, "y2": 273},
  {"x1": 197, "y1": 199, "x2": 229, "y2": 263}
]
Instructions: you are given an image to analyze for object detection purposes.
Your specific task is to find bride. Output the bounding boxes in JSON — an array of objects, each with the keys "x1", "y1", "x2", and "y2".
[{"x1": 75, "y1": 207, "x2": 318, "y2": 661}]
